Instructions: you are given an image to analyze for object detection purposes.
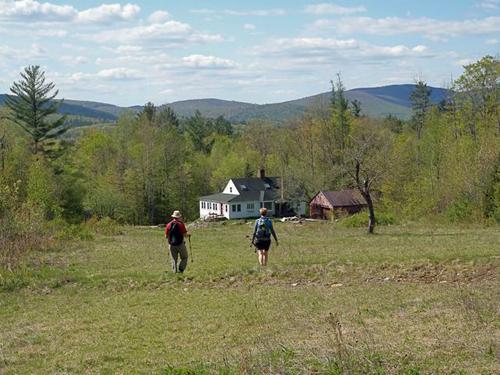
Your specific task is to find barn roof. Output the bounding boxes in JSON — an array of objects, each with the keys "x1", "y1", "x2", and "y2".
[{"x1": 316, "y1": 189, "x2": 367, "y2": 207}]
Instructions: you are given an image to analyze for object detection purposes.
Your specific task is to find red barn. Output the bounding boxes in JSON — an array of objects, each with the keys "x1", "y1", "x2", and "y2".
[{"x1": 309, "y1": 190, "x2": 367, "y2": 220}]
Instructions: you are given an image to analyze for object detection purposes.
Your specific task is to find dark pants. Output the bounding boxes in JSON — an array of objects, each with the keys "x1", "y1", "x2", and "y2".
[{"x1": 169, "y1": 242, "x2": 188, "y2": 272}]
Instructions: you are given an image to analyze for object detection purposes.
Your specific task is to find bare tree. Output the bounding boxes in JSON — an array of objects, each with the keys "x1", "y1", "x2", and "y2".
[{"x1": 343, "y1": 119, "x2": 393, "y2": 233}]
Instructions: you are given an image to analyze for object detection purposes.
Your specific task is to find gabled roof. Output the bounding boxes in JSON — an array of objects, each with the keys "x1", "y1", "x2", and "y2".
[
  {"x1": 316, "y1": 189, "x2": 367, "y2": 207},
  {"x1": 200, "y1": 193, "x2": 238, "y2": 203},
  {"x1": 230, "y1": 177, "x2": 280, "y2": 202},
  {"x1": 200, "y1": 177, "x2": 281, "y2": 203},
  {"x1": 231, "y1": 177, "x2": 279, "y2": 192}
]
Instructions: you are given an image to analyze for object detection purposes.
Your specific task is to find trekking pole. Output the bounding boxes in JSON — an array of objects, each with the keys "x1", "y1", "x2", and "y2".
[{"x1": 188, "y1": 236, "x2": 193, "y2": 263}]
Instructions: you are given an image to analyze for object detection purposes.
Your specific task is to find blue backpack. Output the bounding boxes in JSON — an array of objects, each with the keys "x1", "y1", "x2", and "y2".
[{"x1": 255, "y1": 217, "x2": 271, "y2": 240}]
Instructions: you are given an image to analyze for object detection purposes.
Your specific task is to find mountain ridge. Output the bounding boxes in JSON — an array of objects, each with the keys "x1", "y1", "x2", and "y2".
[{"x1": 0, "y1": 84, "x2": 449, "y2": 124}]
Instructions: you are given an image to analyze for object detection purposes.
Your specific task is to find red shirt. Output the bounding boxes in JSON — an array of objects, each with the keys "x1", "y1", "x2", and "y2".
[{"x1": 165, "y1": 219, "x2": 187, "y2": 237}]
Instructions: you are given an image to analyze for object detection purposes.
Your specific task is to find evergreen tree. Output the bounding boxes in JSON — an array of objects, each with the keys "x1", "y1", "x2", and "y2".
[
  {"x1": 5, "y1": 65, "x2": 67, "y2": 154},
  {"x1": 139, "y1": 102, "x2": 156, "y2": 122},
  {"x1": 330, "y1": 74, "x2": 350, "y2": 151},
  {"x1": 157, "y1": 106, "x2": 180, "y2": 128},
  {"x1": 351, "y1": 99, "x2": 362, "y2": 118},
  {"x1": 410, "y1": 80, "x2": 431, "y2": 139}
]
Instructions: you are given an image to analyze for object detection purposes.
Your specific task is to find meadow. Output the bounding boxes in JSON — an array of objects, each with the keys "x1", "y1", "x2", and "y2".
[{"x1": 0, "y1": 221, "x2": 498, "y2": 374}]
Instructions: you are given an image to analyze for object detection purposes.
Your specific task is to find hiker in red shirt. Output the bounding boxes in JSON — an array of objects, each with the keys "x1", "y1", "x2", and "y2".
[{"x1": 165, "y1": 210, "x2": 190, "y2": 273}]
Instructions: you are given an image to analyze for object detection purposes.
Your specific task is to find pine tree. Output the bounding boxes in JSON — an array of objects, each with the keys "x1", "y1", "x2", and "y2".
[
  {"x1": 330, "y1": 74, "x2": 350, "y2": 151},
  {"x1": 5, "y1": 65, "x2": 67, "y2": 154},
  {"x1": 410, "y1": 80, "x2": 431, "y2": 139}
]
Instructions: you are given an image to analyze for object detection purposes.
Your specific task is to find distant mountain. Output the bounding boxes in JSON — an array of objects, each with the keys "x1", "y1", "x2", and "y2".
[
  {"x1": 0, "y1": 84, "x2": 449, "y2": 124},
  {"x1": 0, "y1": 95, "x2": 136, "y2": 122},
  {"x1": 150, "y1": 84, "x2": 448, "y2": 122}
]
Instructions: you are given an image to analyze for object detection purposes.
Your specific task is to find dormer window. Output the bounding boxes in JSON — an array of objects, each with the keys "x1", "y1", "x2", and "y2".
[{"x1": 230, "y1": 187, "x2": 233, "y2": 193}]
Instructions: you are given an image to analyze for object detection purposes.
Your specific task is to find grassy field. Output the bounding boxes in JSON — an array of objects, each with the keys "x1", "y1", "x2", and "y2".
[{"x1": 0, "y1": 222, "x2": 499, "y2": 374}]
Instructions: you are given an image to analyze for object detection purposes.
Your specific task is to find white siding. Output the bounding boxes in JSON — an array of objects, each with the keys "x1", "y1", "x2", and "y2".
[
  {"x1": 227, "y1": 201, "x2": 262, "y2": 219},
  {"x1": 222, "y1": 180, "x2": 239, "y2": 195},
  {"x1": 199, "y1": 201, "x2": 230, "y2": 219}
]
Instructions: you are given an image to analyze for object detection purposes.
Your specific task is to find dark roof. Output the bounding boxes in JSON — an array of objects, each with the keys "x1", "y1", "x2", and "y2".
[
  {"x1": 318, "y1": 189, "x2": 367, "y2": 207},
  {"x1": 200, "y1": 177, "x2": 281, "y2": 203},
  {"x1": 199, "y1": 193, "x2": 238, "y2": 203},
  {"x1": 231, "y1": 177, "x2": 280, "y2": 202},
  {"x1": 231, "y1": 177, "x2": 279, "y2": 192}
]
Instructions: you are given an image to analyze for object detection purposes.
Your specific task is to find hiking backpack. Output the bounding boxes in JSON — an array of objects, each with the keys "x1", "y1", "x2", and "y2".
[
  {"x1": 168, "y1": 221, "x2": 184, "y2": 246},
  {"x1": 255, "y1": 217, "x2": 271, "y2": 240}
]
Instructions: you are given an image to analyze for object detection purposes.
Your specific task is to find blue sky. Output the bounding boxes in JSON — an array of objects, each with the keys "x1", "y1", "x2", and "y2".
[{"x1": 0, "y1": 0, "x2": 498, "y2": 105}]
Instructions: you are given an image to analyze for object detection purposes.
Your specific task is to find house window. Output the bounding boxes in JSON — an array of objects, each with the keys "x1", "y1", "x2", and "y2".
[
  {"x1": 201, "y1": 202, "x2": 205, "y2": 209},
  {"x1": 214, "y1": 203, "x2": 218, "y2": 210},
  {"x1": 232, "y1": 204, "x2": 236, "y2": 212},
  {"x1": 264, "y1": 201, "x2": 273, "y2": 210},
  {"x1": 247, "y1": 203, "x2": 254, "y2": 210},
  {"x1": 230, "y1": 187, "x2": 233, "y2": 193},
  {"x1": 260, "y1": 202, "x2": 263, "y2": 208},
  {"x1": 237, "y1": 204, "x2": 241, "y2": 212},
  {"x1": 225, "y1": 205, "x2": 228, "y2": 212},
  {"x1": 209, "y1": 202, "x2": 212, "y2": 209}
]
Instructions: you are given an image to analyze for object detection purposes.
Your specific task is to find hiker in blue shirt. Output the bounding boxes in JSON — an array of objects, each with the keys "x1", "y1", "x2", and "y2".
[{"x1": 251, "y1": 207, "x2": 279, "y2": 266}]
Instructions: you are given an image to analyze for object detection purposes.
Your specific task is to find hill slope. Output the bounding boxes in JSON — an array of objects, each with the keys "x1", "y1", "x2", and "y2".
[{"x1": 1, "y1": 84, "x2": 449, "y2": 124}]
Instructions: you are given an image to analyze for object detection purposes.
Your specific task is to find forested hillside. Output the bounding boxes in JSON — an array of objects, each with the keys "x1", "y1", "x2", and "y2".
[
  {"x1": 0, "y1": 56, "x2": 498, "y2": 266},
  {"x1": 0, "y1": 84, "x2": 448, "y2": 125}
]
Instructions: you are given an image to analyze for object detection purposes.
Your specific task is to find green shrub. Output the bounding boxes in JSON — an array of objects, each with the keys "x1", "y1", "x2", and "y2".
[
  {"x1": 446, "y1": 199, "x2": 474, "y2": 223},
  {"x1": 339, "y1": 210, "x2": 397, "y2": 228},
  {"x1": 84, "y1": 216, "x2": 123, "y2": 236}
]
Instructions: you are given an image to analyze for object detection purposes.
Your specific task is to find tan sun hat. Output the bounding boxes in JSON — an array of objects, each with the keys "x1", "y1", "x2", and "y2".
[{"x1": 171, "y1": 210, "x2": 182, "y2": 218}]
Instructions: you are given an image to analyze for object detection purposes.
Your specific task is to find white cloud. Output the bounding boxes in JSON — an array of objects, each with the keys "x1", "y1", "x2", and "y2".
[
  {"x1": 456, "y1": 58, "x2": 475, "y2": 66},
  {"x1": 251, "y1": 37, "x2": 359, "y2": 57},
  {"x1": 60, "y1": 55, "x2": 89, "y2": 65},
  {"x1": 0, "y1": 42, "x2": 47, "y2": 60},
  {"x1": 0, "y1": 0, "x2": 76, "y2": 21},
  {"x1": 36, "y1": 29, "x2": 67, "y2": 37},
  {"x1": 97, "y1": 67, "x2": 143, "y2": 80},
  {"x1": 478, "y1": 1, "x2": 500, "y2": 10},
  {"x1": 244, "y1": 23, "x2": 256, "y2": 30},
  {"x1": 76, "y1": 3, "x2": 140, "y2": 23},
  {"x1": 304, "y1": 3, "x2": 366, "y2": 15},
  {"x1": 67, "y1": 67, "x2": 143, "y2": 82},
  {"x1": 182, "y1": 54, "x2": 237, "y2": 69},
  {"x1": 224, "y1": 9, "x2": 286, "y2": 16},
  {"x1": 0, "y1": 1, "x2": 140, "y2": 24},
  {"x1": 362, "y1": 44, "x2": 430, "y2": 58},
  {"x1": 250, "y1": 37, "x2": 432, "y2": 66},
  {"x1": 191, "y1": 8, "x2": 286, "y2": 16},
  {"x1": 148, "y1": 10, "x2": 170, "y2": 23},
  {"x1": 485, "y1": 38, "x2": 499, "y2": 44},
  {"x1": 311, "y1": 16, "x2": 500, "y2": 37},
  {"x1": 86, "y1": 21, "x2": 223, "y2": 45}
]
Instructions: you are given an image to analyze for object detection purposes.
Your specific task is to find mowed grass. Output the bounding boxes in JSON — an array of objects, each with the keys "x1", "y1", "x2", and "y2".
[{"x1": 0, "y1": 222, "x2": 499, "y2": 374}]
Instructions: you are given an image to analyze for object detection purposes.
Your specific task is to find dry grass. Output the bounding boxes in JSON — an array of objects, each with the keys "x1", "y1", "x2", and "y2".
[{"x1": 0, "y1": 222, "x2": 498, "y2": 374}]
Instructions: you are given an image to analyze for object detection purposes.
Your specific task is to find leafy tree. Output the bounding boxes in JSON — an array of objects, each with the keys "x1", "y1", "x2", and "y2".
[
  {"x1": 383, "y1": 114, "x2": 404, "y2": 134},
  {"x1": 157, "y1": 106, "x2": 180, "y2": 128},
  {"x1": 453, "y1": 55, "x2": 499, "y2": 137},
  {"x1": 410, "y1": 80, "x2": 431, "y2": 139},
  {"x1": 139, "y1": 102, "x2": 156, "y2": 122},
  {"x1": 5, "y1": 65, "x2": 67, "y2": 154},
  {"x1": 213, "y1": 115, "x2": 233, "y2": 136}
]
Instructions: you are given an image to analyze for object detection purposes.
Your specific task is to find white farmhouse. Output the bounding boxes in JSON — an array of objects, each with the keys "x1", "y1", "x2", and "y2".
[{"x1": 199, "y1": 170, "x2": 306, "y2": 220}]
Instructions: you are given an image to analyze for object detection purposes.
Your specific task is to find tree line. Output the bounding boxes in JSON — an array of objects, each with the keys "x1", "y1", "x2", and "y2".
[{"x1": 0, "y1": 56, "x2": 498, "y2": 238}]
